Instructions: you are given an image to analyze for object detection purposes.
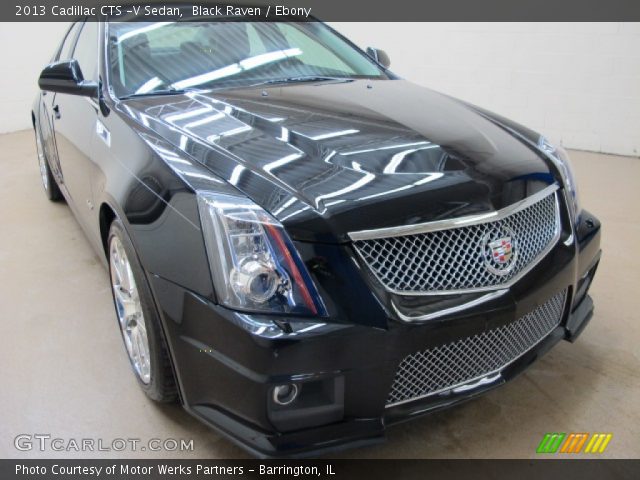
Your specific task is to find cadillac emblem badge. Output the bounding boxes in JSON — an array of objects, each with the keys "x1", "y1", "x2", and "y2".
[{"x1": 483, "y1": 227, "x2": 518, "y2": 275}]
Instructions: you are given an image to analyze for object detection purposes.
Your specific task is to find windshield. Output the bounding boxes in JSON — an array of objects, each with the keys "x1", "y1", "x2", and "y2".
[{"x1": 107, "y1": 21, "x2": 387, "y2": 98}]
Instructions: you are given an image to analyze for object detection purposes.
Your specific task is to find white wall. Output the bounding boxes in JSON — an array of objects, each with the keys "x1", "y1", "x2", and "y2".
[
  {"x1": 1, "y1": 22, "x2": 638, "y2": 156},
  {"x1": 0, "y1": 22, "x2": 70, "y2": 133},
  {"x1": 331, "y1": 22, "x2": 640, "y2": 156}
]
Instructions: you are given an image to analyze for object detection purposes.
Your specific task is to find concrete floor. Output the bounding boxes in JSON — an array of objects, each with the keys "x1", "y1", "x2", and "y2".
[{"x1": 0, "y1": 129, "x2": 638, "y2": 459}]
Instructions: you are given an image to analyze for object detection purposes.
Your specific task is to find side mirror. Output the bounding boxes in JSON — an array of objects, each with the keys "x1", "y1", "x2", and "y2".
[
  {"x1": 38, "y1": 60, "x2": 98, "y2": 97},
  {"x1": 366, "y1": 47, "x2": 391, "y2": 69}
]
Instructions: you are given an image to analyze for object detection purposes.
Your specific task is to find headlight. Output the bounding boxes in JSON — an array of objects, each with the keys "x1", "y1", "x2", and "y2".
[
  {"x1": 538, "y1": 136, "x2": 581, "y2": 219},
  {"x1": 197, "y1": 192, "x2": 326, "y2": 316}
]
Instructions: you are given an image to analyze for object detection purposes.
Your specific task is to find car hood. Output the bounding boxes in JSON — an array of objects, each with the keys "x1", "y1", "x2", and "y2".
[{"x1": 120, "y1": 79, "x2": 554, "y2": 243}]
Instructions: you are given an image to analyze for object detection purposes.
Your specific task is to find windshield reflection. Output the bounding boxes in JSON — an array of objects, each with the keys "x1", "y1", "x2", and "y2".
[{"x1": 108, "y1": 22, "x2": 386, "y2": 97}]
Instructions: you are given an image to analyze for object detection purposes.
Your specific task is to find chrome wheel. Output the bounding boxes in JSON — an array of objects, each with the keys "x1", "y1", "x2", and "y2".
[
  {"x1": 109, "y1": 236, "x2": 151, "y2": 384},
  {"x1": 35, "y1": 130, "x2": 48, "y2": 191}
]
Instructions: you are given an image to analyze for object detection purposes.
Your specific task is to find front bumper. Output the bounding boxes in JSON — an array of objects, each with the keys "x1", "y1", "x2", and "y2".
[{"x1": 148, "y1": 210, "x2": 601, "y2": 458}]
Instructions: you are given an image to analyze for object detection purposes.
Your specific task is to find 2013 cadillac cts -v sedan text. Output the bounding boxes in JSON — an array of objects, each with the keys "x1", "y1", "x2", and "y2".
[{"x1": 33, "y1": 18, "x2": 601, "y2": 457}]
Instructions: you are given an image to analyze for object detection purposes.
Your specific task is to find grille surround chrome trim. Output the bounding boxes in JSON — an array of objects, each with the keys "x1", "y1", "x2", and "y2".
[
  {"x1": 386, "y1": 289, "x2": 567, "y2": 407},
  {"x1": 348, "y1": 183, "x2": 559, "y2": 241},
  {"x1": 351, "y1": 185, "x2": 562, "y2": 296},
  {"x1": 391, "y1": 289, "x2": 508, "y2": 323}
]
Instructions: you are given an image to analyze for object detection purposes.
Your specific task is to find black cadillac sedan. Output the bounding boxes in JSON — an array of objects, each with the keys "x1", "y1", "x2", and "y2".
[{"x1": 33, "y1": 18, "x2": 601, "y2": 457}]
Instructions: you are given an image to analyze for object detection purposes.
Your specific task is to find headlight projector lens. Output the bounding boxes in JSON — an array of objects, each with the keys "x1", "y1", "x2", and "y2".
[{"x1": 231, "y1": 258, "x2": 280, "y2": 304}]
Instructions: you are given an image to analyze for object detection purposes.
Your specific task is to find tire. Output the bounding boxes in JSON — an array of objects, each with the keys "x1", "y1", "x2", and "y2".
[
  {"x1": 107, "y1": 218, "x2": 178, "y2": 403},
  {"x1": 34, "y1": 126, "x2": 63, "y2": 202}
]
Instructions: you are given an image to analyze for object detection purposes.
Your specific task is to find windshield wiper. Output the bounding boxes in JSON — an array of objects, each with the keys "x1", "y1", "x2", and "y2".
[
  {"x1": 250, "y1": 76, "x2": 354, "y2": 88},
  {"x1": 119, "y1": 88, "x2": 193, "y2": 100}
]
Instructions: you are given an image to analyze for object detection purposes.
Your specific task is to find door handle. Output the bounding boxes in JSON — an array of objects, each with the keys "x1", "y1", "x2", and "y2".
[{"x1": 53, "y1": 105, "x2": 61, "y2": 120}]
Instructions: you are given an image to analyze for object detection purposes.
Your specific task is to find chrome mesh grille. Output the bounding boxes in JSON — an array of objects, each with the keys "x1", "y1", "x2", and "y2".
[
  {"x1": 354, "y1": 191, "x2": 560, "y2": 293},
  {"x1": 386, "y1": 289, "x2": 567, "y2": 406}
]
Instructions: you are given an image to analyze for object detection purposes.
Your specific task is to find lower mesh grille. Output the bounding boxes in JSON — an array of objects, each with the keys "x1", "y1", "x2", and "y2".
[{"x1": 386, "y1": 289, "x2": 567, "y2": 406}]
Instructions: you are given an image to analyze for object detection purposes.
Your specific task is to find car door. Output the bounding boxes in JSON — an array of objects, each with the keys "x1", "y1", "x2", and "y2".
[
  {"x1": 39, "y1": 22, "x2": 82, "y2": 185},
  {"x1": 51, "y1": 20, "x2": 101, "y2": 236}
]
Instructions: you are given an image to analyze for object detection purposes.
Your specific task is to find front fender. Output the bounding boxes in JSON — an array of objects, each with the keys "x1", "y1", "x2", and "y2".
[{"x1": 94, "y1": 108, "x2": 235, "y2": 303}]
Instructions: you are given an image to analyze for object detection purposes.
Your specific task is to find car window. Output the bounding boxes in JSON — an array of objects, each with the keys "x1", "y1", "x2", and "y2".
[
  {"x1": 58, "y1": 22, "x2": 82, "y2": 61},
  {"x1": 73, "y1": 22, "x2": 99, "y2": 82},
  {"x1": 146, "y1": 24, "x2": 201, "y2": 49},
  {"x1": 246, "y1": 24, "x2": 268, "y2": 56},
  {"x1": 276, "y1": 24, "x2": 351, "y2": 72},
  {"x1": 107, "y1": 22, "x2": 386, "y2": 97}
]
